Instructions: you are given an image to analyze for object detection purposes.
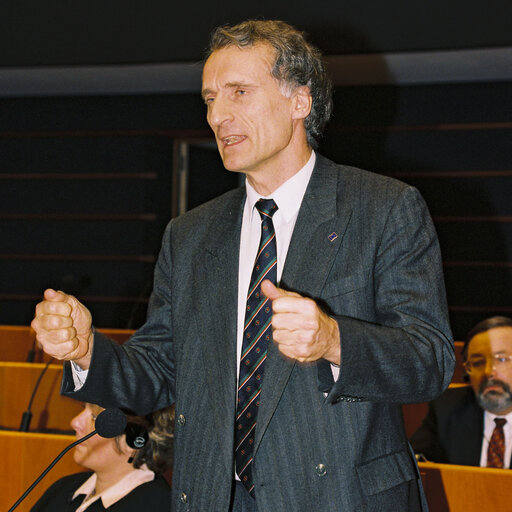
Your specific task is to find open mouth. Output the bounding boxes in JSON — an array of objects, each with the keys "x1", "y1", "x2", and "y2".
[{"x1": 222, "y1": 135, "x2": 247, "y2": 147}]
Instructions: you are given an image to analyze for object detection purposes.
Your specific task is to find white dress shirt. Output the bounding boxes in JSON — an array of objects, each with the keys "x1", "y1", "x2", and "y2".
[
  {"x1": 236, "y1": 150, "x2": 316, "y2": 379},
  {"x1": 480, "y1": 410, "x2": 512, "y2": 468}
]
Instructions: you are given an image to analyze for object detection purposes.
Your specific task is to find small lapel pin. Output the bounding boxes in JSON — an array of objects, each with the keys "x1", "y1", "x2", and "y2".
[{"x1": 328, "y1": 232, "x2": 338, "y2": 242}]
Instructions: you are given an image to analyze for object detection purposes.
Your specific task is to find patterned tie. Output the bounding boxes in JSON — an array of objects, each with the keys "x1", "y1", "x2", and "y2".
[
  {"x1": 235, "y1": 198, "x2": 278, "y2": 497},
  {"x1": 487, "y1": 418, "x2": 507, "y2": 468}
]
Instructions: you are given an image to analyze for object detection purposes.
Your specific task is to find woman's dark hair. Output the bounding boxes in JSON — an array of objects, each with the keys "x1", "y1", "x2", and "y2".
[
  {"x1": 117, "y1": 406, "x2": 174, "y2": 475},
  {"x1": 206, "y1": 19, "x2": 333, "y2": 149}
]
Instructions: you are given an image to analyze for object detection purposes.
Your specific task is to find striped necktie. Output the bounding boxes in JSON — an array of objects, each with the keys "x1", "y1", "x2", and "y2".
[
  {"x1": 235, "y1": 198, "x2": 278, "y2": 497},
  {"x1": 487, "y1": 417, "x2": 507, "y2": 468}
]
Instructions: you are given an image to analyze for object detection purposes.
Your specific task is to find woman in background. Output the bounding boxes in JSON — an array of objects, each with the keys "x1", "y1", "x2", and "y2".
[{"x1": 31, "y1": 403, "x2": 174, "y2": 511}]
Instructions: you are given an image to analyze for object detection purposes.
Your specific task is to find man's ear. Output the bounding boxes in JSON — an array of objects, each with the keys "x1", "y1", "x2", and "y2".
[{"x1": 291, "y1": 86, "x2": 312, "y2": 120}]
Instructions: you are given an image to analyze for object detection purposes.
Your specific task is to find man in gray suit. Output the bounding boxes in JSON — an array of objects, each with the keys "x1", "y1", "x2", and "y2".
[{"x1": 32, "y1": 19, "x2": 454, "y2": 511}]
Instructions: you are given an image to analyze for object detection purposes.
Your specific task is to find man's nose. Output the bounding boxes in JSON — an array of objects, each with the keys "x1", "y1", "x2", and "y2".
[
  {"x1": 208, "y1": 97, "x2": 233, "y2": 127},
  {"x1": 484, "y1": 358, "x2": 497, "y2": 376}
]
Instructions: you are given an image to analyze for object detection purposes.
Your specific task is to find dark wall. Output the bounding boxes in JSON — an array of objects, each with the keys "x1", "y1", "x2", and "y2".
[
  {"x1": 0, "y1": 94, "x2": 213, "y2": 328},
  {"x1": 322, "y1": 82, "x2": 512, "y2": 339},
  {"x1": 1, "y1": 1, "x2": 511, "y2": 66},
  {"x1": 1, "y1": 82, "x2": 511, "y2": 338}
]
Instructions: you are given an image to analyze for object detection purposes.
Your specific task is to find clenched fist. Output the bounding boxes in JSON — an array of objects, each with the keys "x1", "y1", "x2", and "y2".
[
  {"x1": 31, "y1": 288, "x2": 94, "y2": 369},
  {"x1": 261, "y1": 280, "x2": 341, "y2": 365}
]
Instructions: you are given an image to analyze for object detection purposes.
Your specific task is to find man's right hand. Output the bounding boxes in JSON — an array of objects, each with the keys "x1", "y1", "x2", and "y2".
[{"x1": 31, "y1": 288, "x2": 94, "y2": 369}]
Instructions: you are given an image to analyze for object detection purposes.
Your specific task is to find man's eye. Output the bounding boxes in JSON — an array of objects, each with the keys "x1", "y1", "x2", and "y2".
[
  {"x1": 496, "y1": 356, "x2": 508, "y2": 363},
  {"x1": 236, "y1": 89, "x2": 246, "y2": 96},
  {"x1": 471, "y1": 360, "x2": 485, "y2": 367}
]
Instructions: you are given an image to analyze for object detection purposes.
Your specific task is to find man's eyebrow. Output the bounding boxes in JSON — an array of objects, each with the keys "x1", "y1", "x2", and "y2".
[
  {"x1": 201, "y1": 88, "x2": 213, "y2": 100},
  {"x1": 225, "y1": 81, "x2": 254, "y2": 89},
  {"x1": 468, "y1": 350, "x2": 510, "y2": 358},
  {"x1": 202, "y1": 81, "x2": 255, "y2": 99}
]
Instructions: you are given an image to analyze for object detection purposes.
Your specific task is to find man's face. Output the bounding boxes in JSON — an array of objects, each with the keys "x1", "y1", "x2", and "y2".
[
  {"x1": 202, "y1": 43, "x2": 310, "y2": 189},
  {"x1": 467, "y1": 326, "x2": 512, "y2": 415}
]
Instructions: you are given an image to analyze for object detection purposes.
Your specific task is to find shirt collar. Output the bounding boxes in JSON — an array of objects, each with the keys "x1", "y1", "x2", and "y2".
[
  {"x1": 73, "y1": 465, "x2": 155, "y2": 511},
  {"x1": 245, "y1": 151, "x2": 316, "y2": 223},
  {"x1": 484, "y1": 410, "x2": 512, "y2": 431}
]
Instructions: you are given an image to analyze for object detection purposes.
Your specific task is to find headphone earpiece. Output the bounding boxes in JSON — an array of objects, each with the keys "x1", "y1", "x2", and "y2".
[{"x1": 125, "y1": 423, "x2": 149, "y2": 449}]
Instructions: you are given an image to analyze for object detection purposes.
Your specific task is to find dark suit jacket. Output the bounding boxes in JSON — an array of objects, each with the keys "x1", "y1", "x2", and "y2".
[
  {"x1": 31, "y1": 472, "x2": 171, "y2": 511},
  {"x1": 63, "y1": 155, "x2": 454, "y2": 511},
  {"x1": 410, "y1": 386, "x2": 511, "y2": 467}
]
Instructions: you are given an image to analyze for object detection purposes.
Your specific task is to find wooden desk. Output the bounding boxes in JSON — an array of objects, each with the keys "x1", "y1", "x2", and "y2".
[
  {"x1": 418, "y1": 461, "x2": 512, "y2": 512},
  {"x1": 0, "y1": 430, "x2": 83, "y2": 512},
  {"x1": 0, "y1": 325, "x2": 133, "y2": 363},
  {"x1": 0, "y1": 362, "x2": 82, "y2": 431}
]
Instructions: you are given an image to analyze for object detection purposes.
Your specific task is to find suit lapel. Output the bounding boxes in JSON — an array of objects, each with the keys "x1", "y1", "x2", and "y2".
[
  {"x1": 281, "y1": 155, "x2": 352, "y2": 297},
  {"x1": 456, "y1": 390, "x2": 484, "y2": 465},
  {"x1": 255, "y1": 156, "x2": 353, "y2": 452},
  {"x1": 198, "y1": 189, "x2": 245, "y2": 445}
]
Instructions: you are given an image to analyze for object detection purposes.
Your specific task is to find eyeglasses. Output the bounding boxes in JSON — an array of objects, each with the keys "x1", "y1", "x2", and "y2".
[{"x1": 464, "y1": 354, "x2": 512, "y2": 374}]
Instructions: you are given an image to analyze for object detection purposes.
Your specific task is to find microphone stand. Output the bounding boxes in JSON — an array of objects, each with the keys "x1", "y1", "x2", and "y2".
[
  {"x1": 9, "y1": 407, "x2": 127, "y2": 511},
  {"x1": 8, "y1": 430, "x2": 98, "y2": 512},
  {"x1": 19, "y1": 358, "x2": 54, "y2": 432},
  {"x1": 26, "y1": 336, "x2": 37, "y2": 363}
]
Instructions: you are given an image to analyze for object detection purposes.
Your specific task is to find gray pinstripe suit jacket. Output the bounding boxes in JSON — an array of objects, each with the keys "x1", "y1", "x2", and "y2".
[{"x1": 63, "y1": 154, "x2": 455, "y2": 511}]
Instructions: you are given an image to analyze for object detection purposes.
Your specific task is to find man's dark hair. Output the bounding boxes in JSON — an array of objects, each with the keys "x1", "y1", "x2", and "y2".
[
  {"x1": 462, "y1": 316, "x2": 512, "y2": 359},
  {"x1": 206, "y1": 19, "x2": 333, "y2": 149}
]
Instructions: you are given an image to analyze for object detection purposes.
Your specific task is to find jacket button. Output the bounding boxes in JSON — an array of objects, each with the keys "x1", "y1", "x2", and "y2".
[
  {"x1": 180, "y1": 492, "x2": 188, "y2": 503},
  {"x1": 315, "y1": 463, "x2": 327, "y2": 476},
  {"x1": 178, "y1": 414, "x2": 186, "y2": 426}
]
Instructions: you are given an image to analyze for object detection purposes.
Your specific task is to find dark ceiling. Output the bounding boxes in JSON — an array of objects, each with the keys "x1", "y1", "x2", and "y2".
[{"x1": 1, "y1": 0, "x2": 511, "y2": 67}]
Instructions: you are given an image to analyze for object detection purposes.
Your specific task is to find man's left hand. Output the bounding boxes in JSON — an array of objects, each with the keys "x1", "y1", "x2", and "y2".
[{"x1": 261, "y1": 280, "x2": 340, "y2": 365}]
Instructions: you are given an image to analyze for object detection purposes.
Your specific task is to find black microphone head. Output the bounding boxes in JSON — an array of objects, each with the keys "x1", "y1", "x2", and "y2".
[{"x1": 95, "y1": 408, "x2": 127, "y2": 438}]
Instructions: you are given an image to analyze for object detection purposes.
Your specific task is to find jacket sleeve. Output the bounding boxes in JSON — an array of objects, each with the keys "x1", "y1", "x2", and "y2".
[
  {"x1": 61, "y1": 222, "x2": 177, "y2": 415},
  {"x1": 326, "y1": 185, "x2": 455, "y2": 404}
]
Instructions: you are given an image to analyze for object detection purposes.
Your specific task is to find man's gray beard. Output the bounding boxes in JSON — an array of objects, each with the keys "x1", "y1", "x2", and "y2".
[{"x1": 477, "y1": 378, "x2": 512, "y2": 414}]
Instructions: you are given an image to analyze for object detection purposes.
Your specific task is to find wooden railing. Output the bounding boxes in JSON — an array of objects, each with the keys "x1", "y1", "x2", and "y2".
[
  {"x1": 0, "y1": 431, "x2": 83, "y2": 512},
  {"x1": 419, "y1": 461, "x2": 512, "y2": 512},
  {"x1": 0, "y1": 324, "x2": 133, "y2": 363},
  {"x1": 0, "y1": 326, "x2": 133, "y2": 432},
  {"x1": 0, "y1": 362, "x2": 82, "y2": 432}
]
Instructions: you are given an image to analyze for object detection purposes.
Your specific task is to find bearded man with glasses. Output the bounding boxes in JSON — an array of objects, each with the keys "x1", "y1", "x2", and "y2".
[{"x1": 411, "y1": 316, "x2": 512, "y2": 468}]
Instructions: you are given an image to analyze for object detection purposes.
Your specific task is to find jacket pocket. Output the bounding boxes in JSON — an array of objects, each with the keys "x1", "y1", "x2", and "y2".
[{"x1": 356, "y1": 449, "x2": 417, "y2": 496}]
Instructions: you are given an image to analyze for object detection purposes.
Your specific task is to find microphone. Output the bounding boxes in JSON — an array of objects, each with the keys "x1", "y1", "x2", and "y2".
[
  {"x1": 95, "y1": 408, "x2": 128, "y2": 438},
  {"x1": 8, "y1": 408, "x2": 127, "y2": 512},
  {"x1": 19, "y1": 358, "x2": 54, "y2": 432}
]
